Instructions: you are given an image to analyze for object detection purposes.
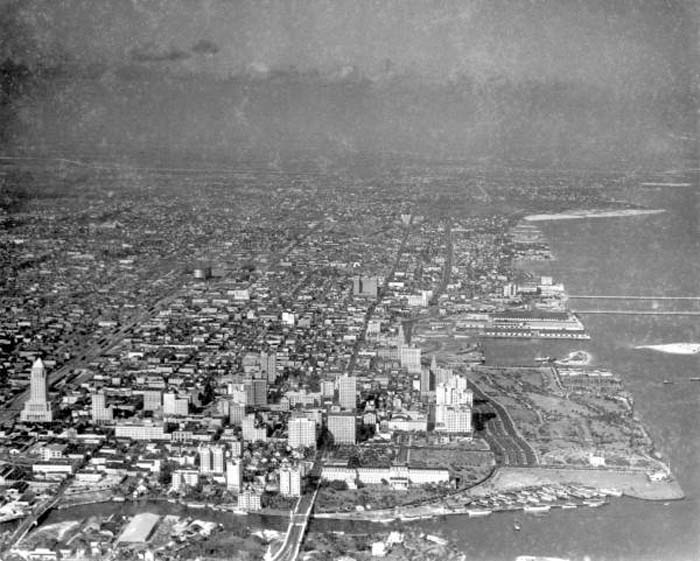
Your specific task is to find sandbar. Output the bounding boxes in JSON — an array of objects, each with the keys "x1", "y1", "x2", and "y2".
[{"x1": 524, "y1": 209, "x2": 665, "y2": 222}]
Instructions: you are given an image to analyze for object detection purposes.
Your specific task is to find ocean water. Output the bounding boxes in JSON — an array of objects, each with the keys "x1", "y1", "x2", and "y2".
[
  {"x1": 311, "y1": 180, "x2": 700, "y2": 561},
  {"x1": 426, "y1": 181, "x2": 700, "y2": 561}
]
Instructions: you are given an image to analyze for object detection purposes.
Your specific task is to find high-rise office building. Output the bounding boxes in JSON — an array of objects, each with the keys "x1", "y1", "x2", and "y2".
[
  {"x1": 211, "y1": 445, "x2": 225, "y2": 474},
  {"x1": 143, "y1": 390, "x2": 162, "y2": 412},
  {"x1": 327, "y1": 413, "x2": 356, "y2": 445},
  {"x1": 163, "y1": 392, "x2": 189, "y2": 416},
  {"x1": 226, "y1": 460, "x2": 242, "y2": 492},
  {"x1": 91, "y1": 391, "x2": 113, "y2": 424},
  {"x1": 230, "y1": 401, "x2": 246, "y2": 425},
  {"x1": 338, "y1": 375, "x2": 357, "y2": 410},
  {"x1": 321, "y1": 380, "x2": 335, "y2": 398},
  {"x1": 20, "y1": 358, "x2": 53, "y2": 423},
  {"x1": 420, "y1": 367, "x2": 433, "y2": 394},
  {"x1": 399, "y1": 345, "x2": 421, "y2": 374},
  {"x1": 288, "y1": 417, "x2": 316, "y2": 449},
  {"x1": 353, "y1": 276, "x2": 378, "y2": 298},
  {"x1": 279, "y1": 466, "x2": 302, "y2": 497},
  {"x1": 230, "y1": 438, "x2": 243, "y2": 457},
  {"x1": 199, "y1": 445, "x2": 212, "y2": 474},
  {"x1": 237, "y1": 489, "x2": 262, "y2": 511},
  {"x1": 260, "y1": 351, "x2": 277, "y2": 383},
  {"x1": 244, "y1": 379, "x2": 267, "y2": 407},
  {"x1": 242, "y1": 414, "x2": 267, "y2": 442}
]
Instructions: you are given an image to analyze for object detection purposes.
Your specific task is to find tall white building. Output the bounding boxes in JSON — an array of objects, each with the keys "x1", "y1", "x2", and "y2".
[
  {"x1": 288, "y1": 417, "x2": 316, "y2": 449},
  {"x1": 211, "y1": 445, "x2": 225, "y2": 474},
  {"x1": 338, "y1": 375, "x2": 357, "y2": 410},
  {"x1": 20, "y1": 358, "x2": 53, "y2": 423},
  {"x1": 226, "y1": 460, "x2": 242, "y2": 492},
  {"x1": 399, "y1": 346, "x2": 421, "y2": 374},
  {"x1": 260, "y1": 351, "x2": 277, "y2": 383},
  {"x1": 199, "y1": 445, "x2": 212, "y2": 474},
  {"x1": 171, "y1": 469, "x2": 199, "y2": 492},
  {"x1": 237, "y1": 489, "x2": 262, "y2": 511},
  {"x1": 327, "y1": 413, "x2": 356, "y2": 445},
  {"x1": 435, "y1": 407, "x2": 472, "y2": 434},
  {"x1": 142, "y1": 390, "x2": 162, "y2": 412},
  {"x1": 229, "y1": 401, "x2": 246, "y2": 425},
  {"x1": 91, "y1": 391, "x2": 113, "y2": 424},
  {"x1": 163, "y1": 392, "x2": 189, "y2": 416},
  {"x1": 242, "y1": 414, "x2": 266, "y2": 442},
  {"x1": 279, "y1": 465, "x2": 302, "y2": 497}
]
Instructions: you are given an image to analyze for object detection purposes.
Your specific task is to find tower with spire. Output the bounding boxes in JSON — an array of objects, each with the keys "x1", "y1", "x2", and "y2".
[{"x1": 20, "y1": 358, "x2": 53, "y2": 423}]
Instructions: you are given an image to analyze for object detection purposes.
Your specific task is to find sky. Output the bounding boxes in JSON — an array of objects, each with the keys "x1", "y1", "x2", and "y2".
[{"x1": 1, "y1": 0, "x2": 697, "y2": 166}]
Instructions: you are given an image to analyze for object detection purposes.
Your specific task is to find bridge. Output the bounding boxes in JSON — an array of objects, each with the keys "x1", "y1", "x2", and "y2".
[
  {"x1": 270, "y1": 487, "x2": 320, "y2": 561},
  {"x1": 575, "y1": 310, "x2": 700, "y2": 316},
  {"x1": 568, "y1": 295, "x2": 700, "y2": 301}
]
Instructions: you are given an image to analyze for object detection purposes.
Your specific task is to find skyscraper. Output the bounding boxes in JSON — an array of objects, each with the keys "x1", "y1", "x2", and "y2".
[
  {"x1": 211, "y1": 445, "x2": 225, "y2": 473},
  {"x1": 226, "y1": 459, "x2": 242, "y2": 492},
  {"x1": 199, "y1": 445, "x2": 212, "y2": 474},
  {"x1": 288, "y1": 417, "x2": 316, "y2": 449},
  {"x1": 260, "y1": 351, "x2": 277, "y2": 383},
  {"x1": 91, "y1": 391, "x2": 113, "y2": 424},
  {"x1": 327, "y1": 413, "x2": 356, "y2": 445},
  {"x1": 20, "y1": 358, "x2": 53, "y2": 423},
  {"x1": 279, "y1": 465, "x2": 302, "y2": 497},
  {"x1": 338, "y1": 375, "x2": 357, "y2": 410}
]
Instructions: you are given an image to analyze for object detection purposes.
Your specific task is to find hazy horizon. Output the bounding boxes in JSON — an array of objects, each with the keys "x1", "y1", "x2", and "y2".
[{"x1": 0, "y1": 0, "x2": 697, "y2": 168}]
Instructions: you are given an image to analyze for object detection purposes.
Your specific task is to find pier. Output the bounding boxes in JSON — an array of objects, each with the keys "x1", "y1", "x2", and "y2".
[
  {"x1": 574, "y1": 310, "x2": 700, "y2": 316},
  {"x1": 568, "y1": 295, "x2": 700, "y2": 301}
]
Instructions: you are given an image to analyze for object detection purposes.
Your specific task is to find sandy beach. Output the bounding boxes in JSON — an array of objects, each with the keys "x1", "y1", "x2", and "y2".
[
  {"x1": 633, "y1": 343, "x2": 700, "y2": 355},
  {"x1": 524, "y1": 209, "x2": 665, "y2": 222},
  {"x1": 468, "y1": 467, "x2": 684, "y2": 501}
]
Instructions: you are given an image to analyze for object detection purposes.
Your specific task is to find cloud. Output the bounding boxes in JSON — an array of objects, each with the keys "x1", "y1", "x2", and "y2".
[
  {"x1": 130, "y1": 44, "x2": 191, "y2": 63},
  {"x1": 191, "y1": 39, "x2": 219, "y2": 55}
]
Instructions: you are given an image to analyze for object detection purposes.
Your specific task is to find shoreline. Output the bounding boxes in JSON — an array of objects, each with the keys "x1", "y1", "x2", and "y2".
[
  {"x1": 312, "y1": 465, "x2": 684, "y2": 523},
  {"x1": 523, "y1": 208, "x2": 665, "y2": 222}
]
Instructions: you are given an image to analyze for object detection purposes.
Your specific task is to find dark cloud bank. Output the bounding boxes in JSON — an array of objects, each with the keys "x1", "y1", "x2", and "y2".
[{"x1": 0, "y1": 0, "x2": 697, "y2": 168}]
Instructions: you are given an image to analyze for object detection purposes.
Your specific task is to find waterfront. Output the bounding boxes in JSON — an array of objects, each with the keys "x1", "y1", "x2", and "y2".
[
  {"x1": 464, "y1": 180, "x2": 700, "y2": 560},
  {"x1": 309, "y1": 178, "x2": 700, "y2": 561}
]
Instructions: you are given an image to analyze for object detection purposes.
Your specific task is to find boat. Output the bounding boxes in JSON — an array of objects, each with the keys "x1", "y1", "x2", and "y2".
[
  {"x1": 523, "y1": 505, "x2": 551, "y2": 514},
  {"x1": 583, "y1": 499, "x2": 607, "y2": 508},
  {"x1": 663, "y1": 379, "x2": 674, "y2": 385},
  {"x1": 467, "y1": 508, "x2": 493, "y2": 518},
  {"x1": 690, "y1": 377, "x2": 700, "y2": 382},
  {"x1": 561, "y1": 504, "x2": 577, "y2": 510},
  {"x1": 514, "y1": 520, "x2": 521, "y2": 531}
]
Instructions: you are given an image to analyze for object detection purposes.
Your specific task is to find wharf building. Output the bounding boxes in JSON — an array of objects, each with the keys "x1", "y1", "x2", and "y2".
[
  {"x1": 20, "y1": 358, "x2": 54, "y2": 423},
  {"x1": 322, "y1": 465, "x2": 449, "y2": 490}
]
